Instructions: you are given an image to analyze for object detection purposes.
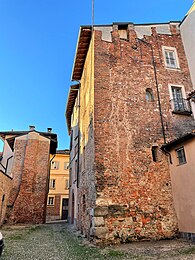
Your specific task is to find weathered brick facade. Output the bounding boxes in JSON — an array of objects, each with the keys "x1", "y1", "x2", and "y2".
[
  {"x1": 0, "y1": 129, "x2": 57, "y2": 224},
  {"x1": 0, "y1": 171, "x2": 12, "y2": 225},
  {"x1": 6, "y1": 132, "x2": 51, "y2": 224},
  {"x1": 67, "y1": 22, "x2": 195, "y2": 244}
]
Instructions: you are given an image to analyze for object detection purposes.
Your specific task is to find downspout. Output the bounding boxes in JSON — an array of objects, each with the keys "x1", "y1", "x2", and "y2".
[
  {"x1": 136, "y1": 38, "x2": 166, "y2": 144},
  {"x1": 162, "y1": 147, "x2": 172, "y2": 164}
]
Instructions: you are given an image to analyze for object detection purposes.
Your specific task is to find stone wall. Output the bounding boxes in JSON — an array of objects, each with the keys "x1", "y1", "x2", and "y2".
[
  {"x1": 0, "y1": 171, "x2": 12, "y2": 225},
  {"x1": 91, "y1": 23, "x2": 195, "y2": 243},
  {"x1": 6, "y1": 132, "x2": 50, "y2": 224}
]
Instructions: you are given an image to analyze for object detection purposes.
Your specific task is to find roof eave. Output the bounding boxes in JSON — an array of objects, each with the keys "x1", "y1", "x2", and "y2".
[
  {"x1": 161, "y1": 131, "x2": 195, "y2": 151},
  {"x1": 65, "y1": 84, "x2": 80, "y2": 135},
  {"x1": 71, "y1": 26, "x2": 92, "y2": 81}
]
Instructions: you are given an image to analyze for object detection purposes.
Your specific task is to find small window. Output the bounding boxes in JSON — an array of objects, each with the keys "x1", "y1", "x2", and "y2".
[
  {"x1": 146, "y1": 88, "x2": 154, "y2": 101},
  {"x1": 152, "y1": 146, "x2": 158, "y2": 162},
  {"x1": 50, "y1": 179, "x2": 56, "y2": 189},
  {"x1": 64, "y1": 162, "x2": 69, "y2": 170},
  {"x1": 176, "y1": 147, "x2": 186, "y2": 165},
  {"x1": 51, "y1": 161, "x2": 59, "y2": 170},
  {"x1": 162, "y1": 46, "x2": 179, "y2": 69},
  {"x1": 65, "y1": 179, "x2": 69, "y2": 189},
  {"x1": 48, "y1": 196, "x2": 54, "y2": 206},
  {"x1": 118, "y1": 24, "x2": 128, "y2": 39}
]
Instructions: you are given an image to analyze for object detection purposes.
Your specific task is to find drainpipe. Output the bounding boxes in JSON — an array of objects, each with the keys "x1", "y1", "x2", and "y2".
[
  {"x1": 162, "y1": 147, "x2": 172, "y2": 164},
  {"x1": 136, "y1": 38, "x2": 166, "y2": 144}
]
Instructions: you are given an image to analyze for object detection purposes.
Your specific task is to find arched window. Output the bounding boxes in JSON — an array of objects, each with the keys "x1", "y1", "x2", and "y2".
[{"x1": 146, "y1": 88, "x2": 154, "y2": 101}]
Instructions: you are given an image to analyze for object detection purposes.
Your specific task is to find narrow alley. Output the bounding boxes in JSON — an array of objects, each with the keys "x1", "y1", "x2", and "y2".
[{"x1": 1, "y1": 223, "x2": 195, "y2": 260}]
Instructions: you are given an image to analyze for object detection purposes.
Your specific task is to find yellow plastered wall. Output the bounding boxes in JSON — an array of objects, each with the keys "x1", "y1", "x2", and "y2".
[
  {"x1": 80, "y1": 35, "x2": 94, "y2": 152},
  {"x1": 187, "y1": 1, "x2": 195, "y2": 15},
  {"x1": 49, "y1": 153, "x2": 69, "y2": 197}
]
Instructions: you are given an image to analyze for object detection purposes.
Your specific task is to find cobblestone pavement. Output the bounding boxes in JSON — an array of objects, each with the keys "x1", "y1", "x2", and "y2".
[{"x1": 1, "y1": 223, "x2": 195, "y2": 259}]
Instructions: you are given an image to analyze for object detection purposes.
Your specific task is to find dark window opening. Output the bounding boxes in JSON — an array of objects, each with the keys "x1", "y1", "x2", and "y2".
[
  {"x1": 118, "y1": 24, "x2": 128, "y2": 39},
  {"x1": 82, "y1": 195, "x2": 86, "y2": 212},
  {"x1": 152, "y1": 146, "x2": 158, "y2": 162},
  {"x1": 146, "y1": 88, "x2": 154, "y2": 101}
]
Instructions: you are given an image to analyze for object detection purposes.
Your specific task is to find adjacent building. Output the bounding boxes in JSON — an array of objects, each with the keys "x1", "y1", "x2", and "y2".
[
  {"x1": 180, "y1": 1, "x2": 195, "y2": 89},
  {"x1": 66, "y1": 20, "x2": 195, "y2": 243},
  {"x1": 0, "y1": 126, "x2": 57, "y2": 224},
  {"x1": 47, "y1": 149, "x2": 70, "y2": 221},
  {"x1": 66, "y1": 84, "x2": 80, "y2": 225},
  {"x1": 0, "y1": 167, "x2": 12, "y2": 225},
  {"x1": 162, "y1": 130, "x2": 195, "y2": 240}
]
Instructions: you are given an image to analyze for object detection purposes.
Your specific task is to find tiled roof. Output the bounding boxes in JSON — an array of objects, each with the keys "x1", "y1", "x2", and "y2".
[
  {"x1": 56, "y1": 149, "x2": 70, "y2": 155},
  {"x1": 65, "y1": 84, "x2": 79, "y2": 135},
  {"x1": 161, "y1": 130, "x2": 195, "y2": 151},
  {"x1": 0, "y1": 130, "x2": 57, "y2": 154}
]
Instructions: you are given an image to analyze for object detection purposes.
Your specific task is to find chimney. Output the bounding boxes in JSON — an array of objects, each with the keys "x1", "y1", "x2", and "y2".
[
  {"x1": 29, "y1": 125, "x2": 35, "y2": 131},
  {"x1": 47, "y1": 128, "x2": 52, "y2": 133}
]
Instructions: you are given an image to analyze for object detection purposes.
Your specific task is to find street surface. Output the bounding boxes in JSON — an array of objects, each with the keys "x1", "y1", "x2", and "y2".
[{"x1": 1, "y1": 223, "x2": 195, "y2": 259}]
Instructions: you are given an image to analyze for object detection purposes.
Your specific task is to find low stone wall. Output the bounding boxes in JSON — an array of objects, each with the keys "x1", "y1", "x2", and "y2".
[{"x1": 0, "y1": 171, "x2": 12, "y2": 225}]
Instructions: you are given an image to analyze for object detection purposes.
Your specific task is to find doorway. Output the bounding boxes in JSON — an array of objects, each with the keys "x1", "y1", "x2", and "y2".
[{"x1": 61, "y1": 198, "x2": 68, "y2": 220}]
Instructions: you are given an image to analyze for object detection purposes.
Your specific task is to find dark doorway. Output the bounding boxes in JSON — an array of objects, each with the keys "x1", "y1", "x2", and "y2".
[
  {"x1": 61, "y1": 199, "x2": 68, "y2": 220},
  {"x1": 71, "y1": 192, "x2": 74, "y2": 224}
]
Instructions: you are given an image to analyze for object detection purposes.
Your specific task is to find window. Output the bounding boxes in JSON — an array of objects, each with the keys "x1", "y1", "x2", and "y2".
[
  {"x1": 171, "y1": 86, "x2": 191, "y2": 113},
  {"x1": 64, "y1": 162, "x2": 69, "y2": 170},
  {"x1": 50, "y1": 179, "x2": 56, "y2": 189},
  {"x1": 65, "y1": 179, "x2": 69, "y2": 189},
  {"x1": 118, "y1": 24, "x2": 128, "y2": 39},
  {"x1": 152, "y1": 146, "x2": 158, "y2": 162},
  {"x1": 168, "y1": 84, "x2": 191, "y2": 114},
  {"x1": 162, "y1": 46, "x2": 179, "y2": 69},
  {"x1": 176, "y1": 147, "x2": 186, "y2": 165},
  {"x1": 51, "y1": 161, "x2": 59, "y2": 170},
  {"x1": 172, "y1": 86, "x2": 185, "y2": 111},
  {"x1": 146, "y1": 88, "x2": 154, "y2": 101},
  {"x1": 48, "y1": 196, "x2": 54, "y2": 206}
]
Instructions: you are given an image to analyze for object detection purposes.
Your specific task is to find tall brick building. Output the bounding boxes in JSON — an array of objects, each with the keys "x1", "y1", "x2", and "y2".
[
  {"x1": 66, "y1": 21, "x2": 195, "y2": 243},
  {"x1": 0, "y1": 127, "x2": 57, "y2": 224}
]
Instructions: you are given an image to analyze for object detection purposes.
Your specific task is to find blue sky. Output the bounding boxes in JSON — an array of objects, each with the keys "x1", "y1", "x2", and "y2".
[{"x1": 0, "y1": 0, "x2": 193, "y2": 151}]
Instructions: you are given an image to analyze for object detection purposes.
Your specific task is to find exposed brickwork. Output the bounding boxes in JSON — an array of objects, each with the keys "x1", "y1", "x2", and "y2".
[
  {"x1": 0, "y1": 171, "x2": 12, "y2": 225},
  {"x1": 6, "y1": 132, "x2": 50, "y2": 224},
  {"x1": 74, "y1": 23, "x2": 195, "y2": 243},
  {"x1": 46, "y1": 195, "x2": 61, "y2": 220}
]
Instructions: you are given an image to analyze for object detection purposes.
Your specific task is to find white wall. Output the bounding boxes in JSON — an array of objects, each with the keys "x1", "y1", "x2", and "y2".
[
  {"x1": 180, "y1": 4, "x2": 195, "y2": 90},
  {"x1": 0, "y1": 139, "x2": 14, "y2": 176}
]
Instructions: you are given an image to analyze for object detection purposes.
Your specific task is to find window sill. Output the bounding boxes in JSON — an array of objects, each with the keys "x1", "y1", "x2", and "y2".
[
  {"x1": 165, "y1": 67, "x2": 181, "y2": 71},
  {"x1": 176, "y1": 162, "x2": 187, "y2": 166},
  {"x1": 172, "y1": 111, "x2": 192, "y2": 116}
]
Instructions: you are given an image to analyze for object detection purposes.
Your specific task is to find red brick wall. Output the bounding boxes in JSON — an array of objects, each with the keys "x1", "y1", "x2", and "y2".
[
  {"x1": 46, "y1": 195, "x2": 61, "y2": 220},
  {"x1": 6, "y1": 132, "x2": 50, "y2": 224},
  {"x1": 79, "y1": 24, "x2": 195, "y2": 243}
]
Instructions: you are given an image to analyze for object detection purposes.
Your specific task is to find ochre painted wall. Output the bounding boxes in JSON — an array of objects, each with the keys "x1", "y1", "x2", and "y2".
[{"x1": 169, "y1": 138, "x2": 195, "y2": 233}]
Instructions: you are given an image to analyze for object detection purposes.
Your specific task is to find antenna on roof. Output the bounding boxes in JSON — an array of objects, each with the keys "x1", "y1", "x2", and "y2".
[{"x1": 92, "y1": 0, "x2": 94, "y2": 30}]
